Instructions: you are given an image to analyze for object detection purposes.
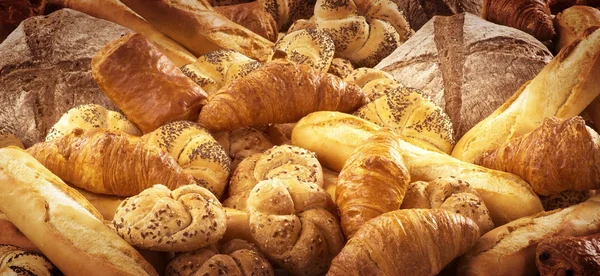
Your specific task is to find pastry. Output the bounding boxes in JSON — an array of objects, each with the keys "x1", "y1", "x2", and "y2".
[
  {"x1": 482, "y1": 0, "x2": 555, "y2": 40},
  {"x1": 214, "y1": 1, "x2": 279, "y2": 42},
  {"x1": 536, "y1": 233, "x2": 600, "y2": 276},
  {"x1": 214, "y1": 127, "x2": 275, "y2": 170}
]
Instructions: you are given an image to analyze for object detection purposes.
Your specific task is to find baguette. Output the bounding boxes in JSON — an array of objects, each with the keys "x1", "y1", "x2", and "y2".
[
  {"x1": 554, "y1": 5, "x2": 600, "y2": 52},
  {"x1": 0, "y1": 147, "x2": 157, "y2": 276}
]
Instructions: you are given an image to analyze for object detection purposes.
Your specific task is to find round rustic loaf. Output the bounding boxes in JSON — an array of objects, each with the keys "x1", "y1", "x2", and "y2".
[{"x1": 376, "y1": 13, "x2": 553, "y2": 139}]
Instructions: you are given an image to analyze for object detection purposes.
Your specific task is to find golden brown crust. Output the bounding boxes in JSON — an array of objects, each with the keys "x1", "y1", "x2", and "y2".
[
  {"x1": 475, "y1": 116, "x2": 600, "y2": 196},
  {"x1": 536, "y1": 233, "x2": 600, "y2": 276},
  {"x1": 271, "y1": 28, "x2": 335, "y2": 73},
  {"x1": 215, "y1": 2, "x2": 279, "y2": 42},
  {"x1": 198, "y1": 60, "x2": 368, "y2": 132},
  {"x1": 554, "y1": 5, "x2": 600, "y2": 52},
  {"x1": 91, "y1": 33, "x2": 208, "y2": 134},
  {"x1": 336, "y1": 129, "x2": 410, "y2": 238},
  {"x1": 0, "y1": 133, "x2": 24, "y2": 149},
  {"x1": 0, "y1": 245, "x2": 57, "y2": 276},
  {"x1": 0, "y1": 215, "x2": 40, "y2": 254},
  {"x1": 27, "y1": 128, "x2": 197, "y2": 197},
  {"x1": 482, "y1": 0, "x2": 555, "y2": 40},
  {"x1": 327, "y1": 209, "x2": 480, "y2": 276}
]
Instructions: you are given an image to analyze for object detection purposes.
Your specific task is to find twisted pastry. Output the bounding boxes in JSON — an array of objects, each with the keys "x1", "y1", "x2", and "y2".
[
  {"x1": 112, "y1": 184, "x2": 226, "y2": 252},
  {"x1": 258, "y1": 0, "x2": 317, "y2": 30},
  {"x1": 27, "y1": 128, "x2": 197, "y2": 197},
  {"x1": 224, "y1": 145, "x2": 324, "y2": 210},
  {"x1": 247, "y1": 178, "x2": 345, "y2": 276},
  {"x1": 181, "y1": 50, "x2": 262, "y2": 95},
  {"x1": 214, "y1": 127, "x2": 275, "y2": 170},
  {"x1": 46, "y1": 104, "x2": 141, "y2": 141},
  {"x1": 336, "y1": 129, "x2": 410, "y2": 238},
  {"x1": 314, "y1": 0, "x2": 413, "y2": 67},
  {"x1": 482, "y1": 0, "x2": 555, "y2": 41},
  {"x1": 475, "y1": 116, "x2": 600, "y2": 196},
  {"x1": 141, "y1": 121, "x2": 231, "y2": 198},
  {"x1": 271, "y1": 29, "x2": 335, "y2": 73},
  {"x1": 0, "y1": 245, "x2": 58, "y2": 276},
  {"x1": 402, "y1": 177, "x2": 494, "y2": 234}
]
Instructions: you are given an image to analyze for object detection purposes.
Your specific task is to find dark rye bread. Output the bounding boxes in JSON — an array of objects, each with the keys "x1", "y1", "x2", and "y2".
[
  {"x1": 392, "y1": 0, "x2": 483, "y2": 30},
  {"x1": 376, "y1": 13, "x2": 553, "y2": 139},
  {"x1": 0, "y1": 9, "x2": 130, "y2": 148}
]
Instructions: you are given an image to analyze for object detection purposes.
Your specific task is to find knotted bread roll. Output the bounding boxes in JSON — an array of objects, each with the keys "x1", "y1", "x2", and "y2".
[
  {"x1": 112, "y1": 184, "x2": 226, "y2": 252},
  {"x1": 141, "y1": 121, "x2": 231, "y2": 198},
  {"x1": 0, "y1": 245, "x2": 57, "y2": 276},
  {"x1": 271, "y1": 28, "x2": 335, "y2": 73},
  {"x1": 214, "y1": 127, "x2": 275, "y2": 170}
]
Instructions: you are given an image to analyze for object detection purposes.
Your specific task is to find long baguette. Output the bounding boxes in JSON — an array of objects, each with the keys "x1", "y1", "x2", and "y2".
[
  {"x1": 292, "y1": 111, "x2": 543, "y2": 225},
  {"x1": 0, "y1": 147, "x2": 157, "y2": 276}
]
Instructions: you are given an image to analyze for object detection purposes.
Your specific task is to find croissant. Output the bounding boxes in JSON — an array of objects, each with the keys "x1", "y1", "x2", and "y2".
[
  {"x1": 482, "y1": 0, "x2": 555, "y2": 41},
  {"x1": 327, "y1": 209, "x2": 480, "y2": 276},
  {"x1": 27, "y1": 128, "x2": 197, "y2": 197},
  {"x1": 198, "y1": 60, "x2": 368, "y2": 132},
  {"x1": 536, "y1": 233, "x2": 600, "y2": 276},
  {"x1": 336, "y1": 129, "x2": 410, "y2": 238},
  {"x1": 475, "y1": 116, "x2": 600, "y2": 196}
]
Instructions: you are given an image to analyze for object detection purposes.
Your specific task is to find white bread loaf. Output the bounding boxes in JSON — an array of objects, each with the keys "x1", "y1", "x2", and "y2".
[
  {"x1": 452, "y1": 26, "x2": 600, "y2": 163},
  {"x1": 292, "y1": 111, "x2": 543, "y2": 225},
  {"x1": 0, "y1": 146, "x2": 157, "y2": 276}
]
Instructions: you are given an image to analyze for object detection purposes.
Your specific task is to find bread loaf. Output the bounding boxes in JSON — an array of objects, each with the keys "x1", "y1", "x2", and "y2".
[
  {"x1": 392, "y1": 0, "x2": 483, "y2": 30},
  {"x1": 376, "y1": 13, "x2": 553, "y2": 139},
  {"x1": 0, "y1": 0, "x2": 46, "y2": 42},
  {"x1": 554, "y1": 5, "x2": 600, "y2": 52},
  {"x1": 0, "y1": 147, "x2": 157, "y2": 276},
  {"x1": 0, "y1": 214, "x2": 40, "y2": 254},
  {"x1": 453, "y1": 26, "x2": 600, "y2": 163}
]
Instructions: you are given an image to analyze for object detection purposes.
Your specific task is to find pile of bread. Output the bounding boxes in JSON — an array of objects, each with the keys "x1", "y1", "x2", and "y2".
[{"x1": 2, "y1": 0, "x2": 600, "y2": 275}]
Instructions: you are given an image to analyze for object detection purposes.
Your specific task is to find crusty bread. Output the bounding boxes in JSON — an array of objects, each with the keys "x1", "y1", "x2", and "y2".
[
  {"x1": 452, "y1": 26, "x2": 600, "y2": 163},
  {"x1": 0, "y1": 214, "x2": 40, "y2": 253},
  {"x1": 0, "y1": 147, "x2": 157, "y2": 276},
  {"x1": 458, "y1": 195, "x2": 600, "y2": 276},
  {"x1": 73, "y1": 187, "x2": 124, "y2": 221},
  {"x1": 214, "y1": 1, "x2": 279, "y2": 42},
  {"x1": 554, "y1": 5, "x2": 600, "y2": 52}
]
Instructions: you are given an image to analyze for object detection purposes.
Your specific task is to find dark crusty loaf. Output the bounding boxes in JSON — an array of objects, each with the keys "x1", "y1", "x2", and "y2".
[{"x1": 376, "y1": 13, "x2": 553, "y2": 139}]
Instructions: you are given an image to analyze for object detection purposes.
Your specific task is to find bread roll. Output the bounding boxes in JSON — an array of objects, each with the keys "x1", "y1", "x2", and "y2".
[
  {"x1": 0, "y1": 147, "x2": 157, "y2": 276},
  {"x1": 392, "y1": 0, "x2": 483, "y2": 30},
  {"x1": 540, "y1": 190, "x2": 597, "y2": 210},
  {"x1": 458, "y1": 195, "x2": 600, "y2": 276},
  {"x1": 271, "y1": 28, "x2": 335, "y2": 73},
  {"x1": 92, "y1": 33, "x2": 208, "y2": 134},
  {"x1": 45, "y1": 104, "x2": 141, "y2": 141},
  {"x1": 554, "y1": 5, "x2": 600, "y2": 52},
  {"x1": 0, "y1": 245, "x2": 57, "y2": 276},
  {"x1": 328, "y1": 57, "x2": 354, "y2": 79},
  {"x1": 112, "y1": 184, "x2": 226, "y2": 252},
  {"x1": 292, "y1": 111, "x2": 543, "y2": 225},
  {"x1": 258, "y1": 0, "x2": 317, "y2": 30},
  {"x1": 214, "y1": 127, "x2": 275, "y2": 170},
  {"x1": 214, "y1": 1, "x2": 279, "y2": 42}
]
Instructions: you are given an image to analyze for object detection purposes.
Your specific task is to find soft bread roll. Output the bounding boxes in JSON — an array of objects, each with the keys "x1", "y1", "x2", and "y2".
[
  {"x1": 120, "y1": 0, "x2": 275, "y2": 61},
  {"x1": 258, "y1": 0, "x2": 317, "y2": 30},
  {"x1": 214, "y1": 127, "x2": 275, "y2": 170},
  {"x1": 292, "y1": 111, "x2": 544, "y2": 225},
  {"x1": 214, "y1": 1, "x2": 279, "y2": 42},
  {"x1": 336, "y1": 129, "x2": 410, "y2": 238},
  {"x1": 50, "y1": 0, "x2": 196, "y2": 66},
  {"x1": 181, "y1": 50, "x2": 262, "y2": 95},
  {"x1": 482, "y1": 0, "x2": 555, "y2": 41},
  {"x1": 536, "y1": 233, "x2": 600, "y2": 276},
  {"x1": 0, "y1": 214, "x2": 40, "y2": 254},
  {"x1": 452, "y1": 26, "x2": 600, "y2": 163},
  {"x1": 270, "y1": 28, "x2": 335, "y2": 73},
  {"x1": 402, "y1": 177, "x2": 494, "y2": 234},
  {"x1": 45, "y1": 104, "x2": 141, "y2": 141},
  {"x1": 344, "y1": 67, "x2": 399, "y2": 101},
  {"x1": 112, "y1": 185, "x2": 226, "y2": 252},
  {"x1": 27, "y1": 128, "x2": 197, "y2": 197},
  {"x1": 327, "y1": 209, "x2": 480, "y2": 276},
  {"x1": 554, "y1": 5, "x2": 600, "y2": 52},
  {"x1": 0, "y1": 245, "x2": 57, "y2": 276},
  {"x1": 142, "y1": 121, "x2": 231, "y2": 197},
  {"x1": 0, "y1": 147, "x2": 157, "y2": 276},
  {"x1": 92, "y1": 33, "x2": 208, "y2": 134},
  {"x1": 458, "y1": 195, "x2": 600, "y2": 276}
]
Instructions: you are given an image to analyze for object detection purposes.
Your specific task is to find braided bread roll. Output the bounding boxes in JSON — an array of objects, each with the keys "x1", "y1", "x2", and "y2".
[
  {"x1": 0, "y1": 245, "x2": 57, "y2": 276},
  {"x1": 27, "y1": 128, "x2": 197, "y2": 197},
  {"x1": 224, "y1": 145, "x2": 324, "y2": 210},
  {"x1": 214, "y1": 127, "x2": 275, "y2": 170},
  {"x1": 327, "y1": 209, "x2": 480, "y2": 276},
  {"x1": 141, "y1": 121, "x2": 231, "y2": 197},
  {"x1": 402, "y1": 177, "x2": 494, "y2": 233},
  {"x1": 46, "y1": 104, "x2": 141, "y2": 141},
  {"x1": 258, "y1": 0, "x2": 317, "y2": 30},
  {"x1": 271, "y1": 29, "x2": 335, "y2": 73},
  {"x1": 112, "y1": 184, "x2": 226, "y2": 252},
  {"x1": 181, "y1": 50, "x2": 262, "y2": 95},
  {"x1": 314, "y1": 0, "x2": 413, "y2": 67},
  {"x1": 248, "y1": 178, "x2": 345, "y2": 276}
]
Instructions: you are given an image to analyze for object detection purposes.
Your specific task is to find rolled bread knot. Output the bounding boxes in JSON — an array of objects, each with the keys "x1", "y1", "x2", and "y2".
[
  {"x1": 112, "y1": 184, "x2": 226, "y2": 252},
  {"x1": 224, "y1": 145, "x2": 324, "y2": 210},
  {"x1": 165, "y1": 239, "x2": 274, "y2": 276},
  {"x1": 214, "y1": 127, "x2": 275, "y2": 171},
  {"x1": 314, "y1": 0, "x2": 413, "y2": 67},
  {"x1": 271, "y1": 28, "x2": 335, "y2": 73},
  {"x1": 258, "y1": 0, "x2": 317, "y2": 31},
  {"x1": 45, "y1": 104, "x2": 141, "y2": 142},
  {"x1": 402, "y1": 177, "x2": 494, "y2": 234},
  {"x1": 181, "y1": 49, "x2": 262, "y2": 95},
  {"x1": 0, "y1": 245, "x2": 57, "y2": 276},
  {"x1": 141, "y1": 121, "x2": 231, "y2": 198},
  {"x1": 247, "y1": 178, "x2": 345, "y2": 276},
  {"x1": 344, "y1": 67, "x2": 399, "y2": 100}
]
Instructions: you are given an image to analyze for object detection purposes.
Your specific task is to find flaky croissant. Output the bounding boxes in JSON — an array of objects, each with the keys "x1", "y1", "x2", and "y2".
[
  {"x1": 475, "y1": 116, "x2": 600, "y2": 196},
  {"x1": 197, "y1": 60, "x2": 368, "y2": 132},
  {"x1": 27, "y1": 128, "x2": 197, "y2": 196},
  {"x1": 482, "y1": 0, "x2": 555, "y2": 41},
  {"x1": 336, "y1": 129, "x2": 410, "y2": 238},
  {"x1": 327, "y1": 209, "x2": 480, "y2": 276}
]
